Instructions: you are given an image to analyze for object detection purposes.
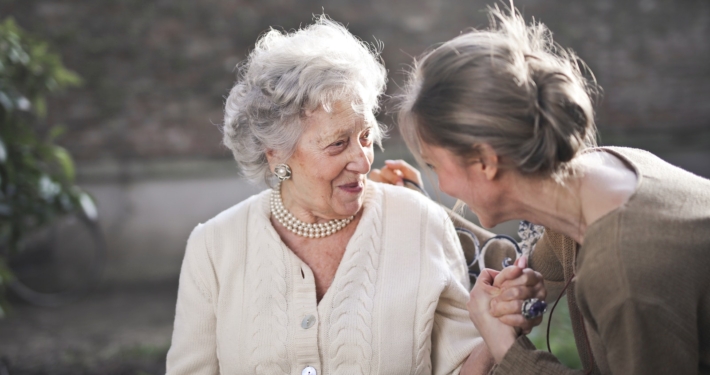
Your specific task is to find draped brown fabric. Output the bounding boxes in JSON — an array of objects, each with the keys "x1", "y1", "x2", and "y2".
[
  {"x1": 490, "y1": 147, "x2": 710, "y2": 375},
  {"x1": 532, "y1": 229, "x2": 605, "y2": 374}
]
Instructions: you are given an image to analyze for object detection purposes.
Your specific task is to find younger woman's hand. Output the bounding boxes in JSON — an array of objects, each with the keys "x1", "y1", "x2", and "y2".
[
  {"x1": 489, "y1": 257, "x2": 547, "y2": 334},
  {"x1": 370, "y1": 159, "x2": 423, "y2": 189}
]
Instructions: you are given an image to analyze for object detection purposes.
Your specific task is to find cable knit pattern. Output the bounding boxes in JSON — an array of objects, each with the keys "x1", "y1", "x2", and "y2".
[
  {"x1": 414, "y1": 203, "x2": 439, "y2": 375},
  {"x1": 328, "y1": 186, "x2": 381, "y2": 374},
  {"x1": 248, "y1": 219, "x2": 290, "y2": 374},
  {"x1": 413, "y1": 195, "x2": 472, "y2": 375},
  {"x1": 166, "y1": 182, "x2": 481, "y2": 375},
  {"x1": 414, "y1": 297, "x2": 438, "y2": 374}
]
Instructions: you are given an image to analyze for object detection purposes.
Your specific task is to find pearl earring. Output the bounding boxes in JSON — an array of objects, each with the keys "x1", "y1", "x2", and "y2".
[{"x1": 273, "y1": 164, "x2": 292, "y2": 181}]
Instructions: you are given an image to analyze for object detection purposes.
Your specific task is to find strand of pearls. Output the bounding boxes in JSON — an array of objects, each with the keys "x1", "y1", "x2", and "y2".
[{"x1": 270, "y1": 182, "x2": 354, "y2": 238}]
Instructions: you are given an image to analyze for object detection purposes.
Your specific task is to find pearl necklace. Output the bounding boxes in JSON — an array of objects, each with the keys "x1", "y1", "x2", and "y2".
[{"x1": 270, "y1": 183, "x2": 354, "y2": 238}]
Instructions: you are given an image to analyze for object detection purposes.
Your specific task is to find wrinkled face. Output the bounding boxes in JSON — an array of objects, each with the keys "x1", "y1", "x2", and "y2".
[
  {"x1": 420, "y1": 142, "x2": 504, "y2": 228},
  {"x1": 277, "y1": 101, "x2": 375, "y2": 220}
]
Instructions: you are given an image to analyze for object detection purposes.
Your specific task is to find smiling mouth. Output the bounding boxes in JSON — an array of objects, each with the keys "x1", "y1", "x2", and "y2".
[
  {"x1": 340, "y1": 181, "x2": 362, "y2": 189},
  {"x1": 338, "y1": 180, "x2": 364, "y2": 193}
]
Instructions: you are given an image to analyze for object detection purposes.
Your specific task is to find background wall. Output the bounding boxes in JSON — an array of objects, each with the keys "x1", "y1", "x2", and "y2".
[{"x1": 2, "y1": 0, "x2": 709, "y2": 284}]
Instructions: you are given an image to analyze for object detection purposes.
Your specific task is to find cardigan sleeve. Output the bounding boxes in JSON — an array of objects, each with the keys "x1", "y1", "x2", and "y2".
[
  {"x1": 430, "y1": 218, "x2": 483, "y2": 375},
  {"x1": 166, "y1": 224, "x2": 220, "y2": 375},
  {"x1": 442, "y1": 214, "x2": 472, "y2": 291},
  {"x1": 431, "y1": 276, "x2": 485, "y2": 375}
]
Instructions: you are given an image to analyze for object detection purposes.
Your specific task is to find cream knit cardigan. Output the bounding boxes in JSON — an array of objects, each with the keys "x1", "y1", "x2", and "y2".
[{"x1": 166, "y1": 182, "x2": 481, "y2": 375}]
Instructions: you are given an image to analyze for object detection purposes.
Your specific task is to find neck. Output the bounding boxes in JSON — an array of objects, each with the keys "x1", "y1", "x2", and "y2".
[{"x1": 507, "y1": 172, "x2": 587, "y2": 244}]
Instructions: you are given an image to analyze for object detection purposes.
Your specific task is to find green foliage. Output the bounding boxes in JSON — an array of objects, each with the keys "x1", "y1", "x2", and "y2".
[
  {"x1": 528, "y1": 296, "x2": 583, "y2": 369},
  {"x1": 0, "y1": 17, "x2": 93, "y2": 317}
]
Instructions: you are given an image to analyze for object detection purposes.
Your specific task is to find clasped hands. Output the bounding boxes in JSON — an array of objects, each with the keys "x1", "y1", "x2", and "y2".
[
  {"x1": 468, "y1": 257, "x2": 546, "y2": 362},
  {"x1": 371, "y1": 160, "x2": 547, "y2": 363}
]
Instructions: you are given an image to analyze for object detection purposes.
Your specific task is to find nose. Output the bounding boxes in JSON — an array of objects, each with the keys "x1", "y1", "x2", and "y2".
[{"x1": 347, "y1": 142, "x2": 372, "y2": 175}]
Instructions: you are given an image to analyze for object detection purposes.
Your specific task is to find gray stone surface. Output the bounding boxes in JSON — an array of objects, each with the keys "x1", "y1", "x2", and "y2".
[
  {"x1": 83, "y1": 166, "x2": 264, "y2": 284},
  {"x1": 2, "y1": 0, "x2": 708, "y2": 161}
]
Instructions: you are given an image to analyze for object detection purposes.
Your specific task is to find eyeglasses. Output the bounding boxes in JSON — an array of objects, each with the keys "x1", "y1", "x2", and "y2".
[{"x1": 455, "y1": 227, "x2": 522, "y2": 285}]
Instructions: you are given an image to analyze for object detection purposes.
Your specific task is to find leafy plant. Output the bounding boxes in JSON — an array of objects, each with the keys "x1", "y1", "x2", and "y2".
[
  {"x1": 528, "y1": 295, "x2": 583, "y2": 369},
  {"x1": 0, "y1": 17, "x2": 94, "y2": 317}
]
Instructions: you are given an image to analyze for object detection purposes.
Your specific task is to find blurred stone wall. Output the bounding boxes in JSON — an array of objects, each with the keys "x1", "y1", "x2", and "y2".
[
  {"x1": 2, "y1": 0, "x2": 708, "y2": 284},
  {"x1": 3, "y1": 0, "x2": 709, "y2": 162}
]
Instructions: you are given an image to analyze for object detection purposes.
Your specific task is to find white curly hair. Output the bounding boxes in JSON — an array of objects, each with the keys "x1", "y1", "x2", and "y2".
[{"x1": 223, "y1": 15, "x2": 387, "y2": 184}]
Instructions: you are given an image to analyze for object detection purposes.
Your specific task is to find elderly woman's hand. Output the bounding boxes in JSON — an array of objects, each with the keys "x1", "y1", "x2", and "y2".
[
  {"x1": 489, "y1": 257, "x2": 547, "y2": 334},
  {"x1": 467, "y1": 269, "x2": 519, "y2": 363},
  {"x1": 370, "y1": 159, "x2": 423, "y2": 189}
]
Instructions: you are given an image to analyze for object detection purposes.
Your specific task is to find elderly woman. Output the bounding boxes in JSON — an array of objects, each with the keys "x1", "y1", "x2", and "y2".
[
  {"x1": 164, "y1": 17, "x2": 539, "y2": 375},
  {"x1": 387, "y1": 5, "x2": 710, "y2": 375}
]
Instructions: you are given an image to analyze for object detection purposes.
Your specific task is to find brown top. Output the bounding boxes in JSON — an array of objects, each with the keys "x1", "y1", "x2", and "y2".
[{"x1": 491, "y1": 147, "x2": 710, "y2": 375}]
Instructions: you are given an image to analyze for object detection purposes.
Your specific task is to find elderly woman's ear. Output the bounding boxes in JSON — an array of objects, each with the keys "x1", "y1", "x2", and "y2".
[{"x1": 265, "y1": 149, "x2": 281, "y2": 172}]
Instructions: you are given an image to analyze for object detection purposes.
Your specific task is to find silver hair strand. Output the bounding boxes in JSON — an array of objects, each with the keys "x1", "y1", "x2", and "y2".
[{"x1": 223, "y1": 15, "x2": 387, "y2": 185}]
